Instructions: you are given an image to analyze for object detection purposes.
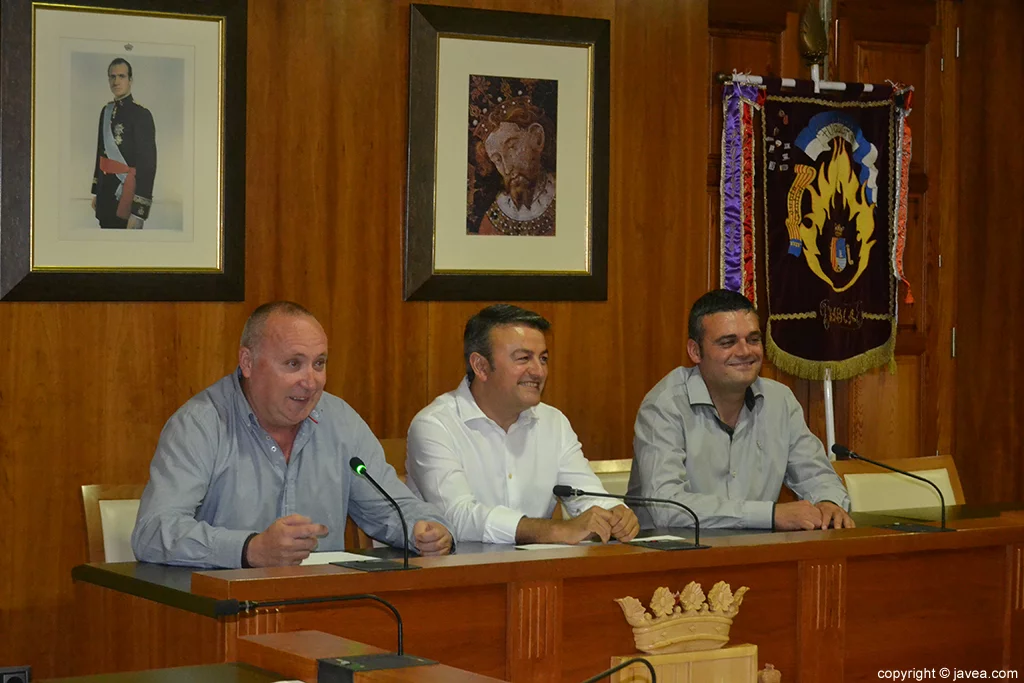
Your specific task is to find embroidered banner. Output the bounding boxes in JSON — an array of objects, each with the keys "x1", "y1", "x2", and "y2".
[
  {"x1": 719, "y1": 83, "x2": 763, "y2": 304},
  {"x1": 761, "y1": 84, "x2": 912, "y2": 380}
]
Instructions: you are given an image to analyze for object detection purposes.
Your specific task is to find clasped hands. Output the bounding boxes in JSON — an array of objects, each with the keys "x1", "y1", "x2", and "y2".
[
  {"x1": 244, "y1": 513, "x2": 453, "y2": 567},
  {"x1": 773, "y1": 500, "x2": 855, "y2": 531},
  {"x1": 557, "y1": 504, "x2": 640, "y2": 545}
]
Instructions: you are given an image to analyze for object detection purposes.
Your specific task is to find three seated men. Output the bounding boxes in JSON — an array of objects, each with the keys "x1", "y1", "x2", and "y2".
[{"x1": 132, "y1": 294, "x2": 850, "y2": 568}]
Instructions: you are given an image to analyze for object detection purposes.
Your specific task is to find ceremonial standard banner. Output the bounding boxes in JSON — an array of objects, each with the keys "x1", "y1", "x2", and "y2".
[{"x1": 759, "y1": 83, "x2": 912, "y2": 380}]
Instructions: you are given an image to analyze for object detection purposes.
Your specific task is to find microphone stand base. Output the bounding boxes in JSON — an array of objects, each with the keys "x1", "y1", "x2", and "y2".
[
  {"x1": 628, "y1": 540, "x2": 710, "y2": 551},
  {"x1": 331, "y1": 560, "x2": 422, "y2": 572},
  {"x1": 318, "y1": 654, "x2": 435, "y2": 683},
  {"x1": 875, "y1": 523, "x2": 956, "y2": 533}
]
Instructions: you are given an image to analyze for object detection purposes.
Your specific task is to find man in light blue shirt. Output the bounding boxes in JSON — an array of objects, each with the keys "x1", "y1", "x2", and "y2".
[
  {"x1": 132, "y1": 301, "x2": 453, "y2": 568},
  {"x1": 628, "y1": 289, "x2": 853, "y2": 531}
]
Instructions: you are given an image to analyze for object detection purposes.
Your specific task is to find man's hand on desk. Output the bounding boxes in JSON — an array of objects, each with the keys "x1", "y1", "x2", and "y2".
[
  {"x1": 413, "y1": 520, "x2": 454, "y2": 556},
  {"x1": 774, "y1": 500, "x2": 824, "y2": 530},
  {"x1": 608, "y1": 504, "x2": 640, "y2": 542},
  {"x1": 514, "y1": 506, "x2": 637, "y2": 545},
  {"x1": 559, "y1": 505, "x2": 615, "y2": 544},
  {"x1": 246, "y1": 514, "x2": 330, "y2": 567},
  {"x1": 816, "y1": 501, "x2": 855, "y2": 529}
]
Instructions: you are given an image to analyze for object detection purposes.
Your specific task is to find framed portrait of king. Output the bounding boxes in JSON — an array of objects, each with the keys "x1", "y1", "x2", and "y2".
[
  {"x1": 405, "y1": 4, "x2": 609, "y2": 301},
  {"x1": 0, "y1": 0, "x2": 246, "y2": 301}
]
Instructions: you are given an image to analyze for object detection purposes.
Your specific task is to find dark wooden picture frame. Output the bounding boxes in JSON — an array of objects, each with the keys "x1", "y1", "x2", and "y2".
[
  {"x1": 405, "y1": 4, "x2": 609, "y2": 301},
  {"x1": 0, "y1": 0, "x2": 246, "y2": 301}
]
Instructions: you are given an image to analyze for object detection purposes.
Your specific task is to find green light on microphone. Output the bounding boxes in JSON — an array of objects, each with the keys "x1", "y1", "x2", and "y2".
[{"x1": 355, "y1": 464, "x2": 367, "y2": 475}]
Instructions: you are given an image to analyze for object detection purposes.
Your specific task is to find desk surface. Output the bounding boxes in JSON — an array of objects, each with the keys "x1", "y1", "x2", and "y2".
[{"x1": 71, "y1": 504, "x2": 1023, "y2": 612}]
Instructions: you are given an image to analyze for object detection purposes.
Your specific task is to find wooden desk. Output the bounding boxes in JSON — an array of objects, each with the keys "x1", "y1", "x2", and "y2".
[
  {"x1": 239, "y1": 630, "x2": 505, "y2": 682},
  {"x1": 42, "y1": 663, "x2": 281, "y2": 683},
  {"x1": 73, "y1": 506, "x2": 1024, "y2": 683}
]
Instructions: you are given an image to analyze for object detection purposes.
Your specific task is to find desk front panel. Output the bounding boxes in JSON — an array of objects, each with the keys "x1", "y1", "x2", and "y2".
[{"x1": 74, "y1": 518, "x2": 1024, "y2": 682}]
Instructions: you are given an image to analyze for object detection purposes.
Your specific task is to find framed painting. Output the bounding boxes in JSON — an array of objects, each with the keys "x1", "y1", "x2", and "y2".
[
  {"x1": 405, "y1": 4, "x2": 609, "y2": 301},
  {"x1": 0, "y1": 0, "x2": 246, "y2": 301}
]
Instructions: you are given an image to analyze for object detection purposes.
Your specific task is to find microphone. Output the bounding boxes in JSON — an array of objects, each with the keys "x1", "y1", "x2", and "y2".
[
  {"x1": 831, "y1": 444, "x2": 955, "y2": 533},
  {"x1": 578, "y1": 657, "x2": 657, "y2": 683},
  {"x1": 553, "y1": 485, "x2": 707, "y2": 550},
  {"x1": 333, "y1": 457, "x2": 421, "y2": 572},
  {"x1": 233, "y1": 593, "x2": 435, "y2": 672}
]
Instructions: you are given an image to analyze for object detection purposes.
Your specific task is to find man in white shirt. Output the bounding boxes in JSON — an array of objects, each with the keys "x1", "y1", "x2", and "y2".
[{"x1": 406, "y1": 304, "x2": 639, "y2": 545}]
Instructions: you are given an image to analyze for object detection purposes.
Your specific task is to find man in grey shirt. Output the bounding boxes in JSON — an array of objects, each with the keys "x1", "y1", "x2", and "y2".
[
  {"x1": 628, "y1": 289, "x2": 854, "y2": 531},
  {"x1": 132, "y1": 301, "x2": 453, "y2": 568}
]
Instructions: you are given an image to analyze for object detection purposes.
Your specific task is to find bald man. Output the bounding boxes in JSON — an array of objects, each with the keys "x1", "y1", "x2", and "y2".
[{"x1": 132, "y1": 301, "x2": 453, "y2": 568}]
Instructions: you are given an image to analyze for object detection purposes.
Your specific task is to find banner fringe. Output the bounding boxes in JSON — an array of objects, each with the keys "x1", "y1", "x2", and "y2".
[{"x1": 766, "y1": 323, "x2": 896, "y2": 381}]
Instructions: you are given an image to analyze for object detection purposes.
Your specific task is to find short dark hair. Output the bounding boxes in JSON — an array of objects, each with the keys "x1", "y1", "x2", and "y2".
[
  {"x1": 687, "y1": 289, "x2": 757, "y2": 345},
  {"x1": 108, "y1": 58, "x2": 133, "y2": 79},
  {"x1": 464, "y1": 304, "x2": 550, "y2": 383},
  {"x1": 240, "y1": 301, "x2": 316, "y2": 354}
]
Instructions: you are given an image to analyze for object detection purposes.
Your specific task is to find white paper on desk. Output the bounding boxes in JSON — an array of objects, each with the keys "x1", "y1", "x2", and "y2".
[
  {"x1": 300, "y1": 551, "x2": 375, "y2": 565},
  {"x1": 635, "y1": 535, "x2": 690, "y2": 543},
  {"x1": 514, "y1": 541, "x2": 602, "y2": 550}
]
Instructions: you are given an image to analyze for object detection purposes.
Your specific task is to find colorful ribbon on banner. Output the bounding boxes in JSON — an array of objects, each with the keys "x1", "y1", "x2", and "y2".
[{"x1": 720, "y1": 83, "x2": 763, "y2": 304}]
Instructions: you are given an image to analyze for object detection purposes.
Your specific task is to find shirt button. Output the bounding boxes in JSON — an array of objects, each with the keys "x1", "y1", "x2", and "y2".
[
  {"x1": 731, "y1": 471, "x2": 737, "y2": 477},
  {"x1": 508, "y1": 473, "x2": 513, "y2": 479},
  {"x1": 756, "y1": 440, "x2": 762, "y2": 449},
  {"x1": 271, "y1": 447, "x2": 277, "y2": 452}
]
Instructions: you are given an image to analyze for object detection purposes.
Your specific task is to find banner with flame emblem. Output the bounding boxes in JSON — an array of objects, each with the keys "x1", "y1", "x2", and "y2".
[{"x1": 761, "y1": 84, "x2": 912, "y2": 380}]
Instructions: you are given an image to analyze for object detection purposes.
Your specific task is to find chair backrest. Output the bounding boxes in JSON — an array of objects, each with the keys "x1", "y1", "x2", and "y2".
[
  {"x1": 81, "y1": 484, "x2": 146, "y2": 563},
  {"x1": 587, "y1": 458, "x2": 633, "y2": 497},
  {"x1": 832, "y1": 455, "x2": 965, "y2": 513}
]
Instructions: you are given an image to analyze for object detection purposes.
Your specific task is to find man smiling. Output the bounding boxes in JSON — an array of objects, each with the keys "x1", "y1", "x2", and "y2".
[
  {"x1": 132, "y1": 301, "x2": 452, "y2": 568},
  {"x1": 627, "y1": 289, "x2": 853, "y2": 531},
  {"x1": 406, "y1": 304, "x2": 639, "y2": 545}
]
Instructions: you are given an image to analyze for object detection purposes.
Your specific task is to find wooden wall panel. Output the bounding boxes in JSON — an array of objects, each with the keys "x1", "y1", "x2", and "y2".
[
  {"x1": 848, "y1": 356, "x2": 921, "y2": 460},
  {"x1": 956, "y1": 0, "x2": 1024, "y2": 504},
  {"x1": 833, "y1": 0, "x2": 946, "y2": 460},
  {"x1": 1, "y1": 0, "x2": 1020, "y2": 676},
  {"x1": 0, "y1": 0, "x2": 706, "y2": 675}
]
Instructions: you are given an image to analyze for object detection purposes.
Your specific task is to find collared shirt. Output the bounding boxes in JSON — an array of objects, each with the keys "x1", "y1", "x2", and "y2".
[
  {"x1": 627, "y1": 366, "x2": 850, "y2": 530},
  {"x1": 131, "y1": 370, "x2": 449, "y2": 568},
  {"x1": 405, "y1": 378, "x2": 619, "y2": 544}
]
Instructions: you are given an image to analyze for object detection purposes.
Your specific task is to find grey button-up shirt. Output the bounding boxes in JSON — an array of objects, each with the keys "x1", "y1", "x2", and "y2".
[
  {"x1": 627, "y1": 366, "x2": 850, "y2": 530},
  {"x1": 131, "y1": 370, "x2": 449, "y2": 568}
]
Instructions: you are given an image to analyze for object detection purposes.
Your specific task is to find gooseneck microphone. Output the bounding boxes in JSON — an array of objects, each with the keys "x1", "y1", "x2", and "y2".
[
  {"x1": 578, "y1": 657, "x2": 657, "y2": 683},
  {"x1": 232, "y1": 593, "x2": 435, "y2": 671},
  {"x1": 334, "y1": 457, "x2": 421, "y2": 572},
  {"x1": 831, "y1": 444, "x2": 955, "y2": 532},
  {"x1": 553, "y1": 485, "x2": 707, "y2": 550}
]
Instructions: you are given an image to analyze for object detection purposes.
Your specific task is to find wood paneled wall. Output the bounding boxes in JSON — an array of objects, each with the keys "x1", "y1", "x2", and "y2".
[
  {"x1": 956, "y1": 0, "x2": 1024, "y2": 504},
  {"x1": 0, "y1": 0, "x2": 1020, "y2": 676},
  {"x1": 0, "y1": 0, "x2": 709, "y2": 674}
]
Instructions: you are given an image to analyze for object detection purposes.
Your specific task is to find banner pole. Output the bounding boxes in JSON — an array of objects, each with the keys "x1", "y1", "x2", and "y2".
[{"x1": 824, "y1": 368, "x2": 836, "y2": 460}]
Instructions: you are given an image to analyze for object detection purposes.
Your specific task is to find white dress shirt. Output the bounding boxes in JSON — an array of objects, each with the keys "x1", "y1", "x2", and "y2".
[{"x1": 406, "y1": 378, "x2": 619, "y2": 543}]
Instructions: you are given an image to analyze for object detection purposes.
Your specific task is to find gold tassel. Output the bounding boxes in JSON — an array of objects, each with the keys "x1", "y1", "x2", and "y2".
[{"x1": 766, "y1": 322, "x2": 896, "y2": 381}]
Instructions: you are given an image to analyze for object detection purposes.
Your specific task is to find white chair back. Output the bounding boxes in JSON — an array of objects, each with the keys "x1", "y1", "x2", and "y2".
[
  {"x1": 844, "y1": 468, "x2": 957, "y2": 513},
  {"x1": 98, "y1": 498, "x2": 141, "y2": 562}
]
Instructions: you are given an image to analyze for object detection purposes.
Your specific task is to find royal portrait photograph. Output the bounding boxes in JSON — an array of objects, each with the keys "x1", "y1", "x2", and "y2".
[{"x1": 32, "y1": 6, "x2": 223, "y2": 272}]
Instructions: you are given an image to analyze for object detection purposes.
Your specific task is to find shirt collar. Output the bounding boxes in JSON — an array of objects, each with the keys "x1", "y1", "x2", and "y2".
[
  {"x1": 454, "y1": 377, "x2": 537, "y2": 427},
  {"x1": 686, "y1": 366, "x2": 763, "y2": 411}
]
